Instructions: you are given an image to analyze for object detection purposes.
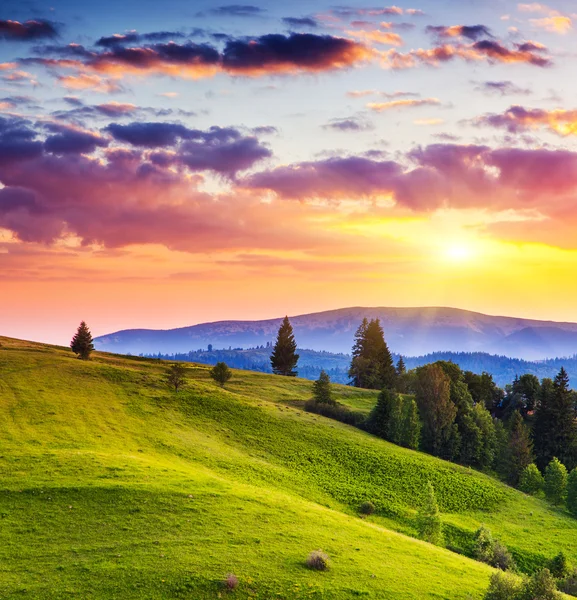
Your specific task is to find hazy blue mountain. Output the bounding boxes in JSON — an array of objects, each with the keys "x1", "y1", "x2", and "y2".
[{"x1": 94, "y1": 306, "x2": 577, "y2": 360}]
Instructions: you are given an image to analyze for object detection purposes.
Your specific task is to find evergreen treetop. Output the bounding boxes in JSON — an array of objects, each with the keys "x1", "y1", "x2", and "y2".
[
  {"x1": 70, "y1": 321, "x2": 94, "y2": 360},
  {"x1": 270, "y1": 316, "x2": 299, "y2": 377}
]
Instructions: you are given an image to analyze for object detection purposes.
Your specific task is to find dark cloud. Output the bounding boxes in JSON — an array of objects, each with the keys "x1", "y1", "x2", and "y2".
[
  {"x1": 0, "y1": 19, "x2": 59, "y2": 41},
  {"x1": 476, "y1": 80, "x2": 532, "y2": 96},
  {"x1": 95, "y1": 30, "x2": 201, "y2": 47},
  {"x1": 282, "y1": 17, "x2": 318, "y2": 29},
  {"x1": 208, "y1": 5, "x2": 266, "y2": 17},
  {"x1": 43, "y1": 125, "x2": 108, "y2": 155},
  {"x1": 472, "y1": 40, "x2": 551, "y2": 67},
  {"x1": 0, "y1": 116, "x2": 43, "y2": 164},
  {"x1": 425, "y1": 24, "x2": 493, "y2": 41},
  {"x1": 105, "y1": 122, "x2": 195, "y2": 147},
  {"x1": 322, "y1": 117, "x2": 374, "y2": 132},
  {"x1": 472, "y1": 105, "x2": 577, "y2": 136}
]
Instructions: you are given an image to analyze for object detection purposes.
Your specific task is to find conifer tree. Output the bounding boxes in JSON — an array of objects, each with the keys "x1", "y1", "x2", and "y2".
[
  {"x1": 534, "y1": 369, "x2": 577, "y2": 470},
  {"x1": 566, "y1": 468, "x2": 577, "y2": 517},
  {"x1": 401, "y1": 398, "x2": 421, "y2": 450},
  {"x1": 544, "y1": 457, "x2": 568, "y2": 505},
  {"x1": 504, "y1": 410, "x2": 534, "y2": 486},
  {"x1": 396, "y1": 356, "x2": 406, "y2": 376},
  {"x1": 270, "y1": 316, "x2": 299, "y2": 377},
  {"x1": 70, "y1": 321, "x2": 94, "y2": 360},
  {"x1": 312, "y1": 370, "x2": 334, "y2": 405},
  {"x1": 416, "y1": 482, "x2": 443, "y2": 546},
  {"x1": 366, "y1": 388, "x2": 396, "y2": 438}
]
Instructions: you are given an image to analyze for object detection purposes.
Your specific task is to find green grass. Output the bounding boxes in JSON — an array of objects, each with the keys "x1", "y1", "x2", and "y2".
[{"x1": 0, "y1": 336, "x2": 575, "y2": 598}]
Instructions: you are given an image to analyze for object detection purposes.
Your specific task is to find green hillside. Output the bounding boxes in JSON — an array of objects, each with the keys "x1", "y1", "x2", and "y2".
[{"x1": 0, "y1": 337, "x2": 575, "y2": 599}]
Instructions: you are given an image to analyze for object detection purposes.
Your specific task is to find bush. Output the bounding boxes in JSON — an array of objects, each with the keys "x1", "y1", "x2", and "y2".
[
  {"x1": 312, "y1": 370, "x2": 334, "y2": 405},
  {"x1": 492, "y1": 541, "x2": 515, "y2": 572},
  {"x1": 559, "y1": 569, "x2": 577, "y2": 596},
  {"x1": 544, "y1": 458, "x2": 568, "y2": 505},
  {"x1": 521, "y1": 569, "x2": 561, "y2": 600},
  {"x1": 359, "y1": 501, "x2": 375, "y2": 516},
  {"x1": 473, "y1": 526, "x2": 514, "y2": 571},
  {"x1": 306, "y1": 550, "x2": 330, "y2": 571},
  {"x1": 484, "y1": 572, "x2": 522, "y2": 600},
  {"x1": 519, "y1": 464, "x2": 544, "y2": 495},
  {"x1": 304, "y1": 399, "x2": 366, "y2": 427},
  {"x1": 224, "y1": 573, "x2": 238, "y2": 590},
  {"x1": 548, "y1": 552, "x2": 569, "y2": 579}
]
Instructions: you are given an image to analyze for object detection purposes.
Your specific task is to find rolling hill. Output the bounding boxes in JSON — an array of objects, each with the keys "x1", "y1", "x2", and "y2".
[
  {"x1": 94, "y1": 306, "x2": 577, "y2": 360},
  {"x1": 2, "y1": 337, "x2": 577, "y2": 598}
]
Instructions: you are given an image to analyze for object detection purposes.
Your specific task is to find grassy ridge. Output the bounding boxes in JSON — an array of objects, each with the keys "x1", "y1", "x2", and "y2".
[{"x1": 0, "y1": 336, "x2": 575, "y2": 598}]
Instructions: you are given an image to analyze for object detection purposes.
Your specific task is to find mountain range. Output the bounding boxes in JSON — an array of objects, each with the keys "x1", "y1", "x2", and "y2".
[{"x1": 94, "y1": 306, "x2": 577, "y2": 361}]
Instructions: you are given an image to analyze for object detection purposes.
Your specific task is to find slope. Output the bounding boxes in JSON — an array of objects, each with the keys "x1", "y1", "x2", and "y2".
[{"x1": 0, "y1": 337, "x2": 575, "y2": 598}]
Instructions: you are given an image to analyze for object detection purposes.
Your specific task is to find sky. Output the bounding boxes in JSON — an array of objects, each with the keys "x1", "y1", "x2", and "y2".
[{"x1": 2, "y1": 0, "x2": 577, "y2": 344}]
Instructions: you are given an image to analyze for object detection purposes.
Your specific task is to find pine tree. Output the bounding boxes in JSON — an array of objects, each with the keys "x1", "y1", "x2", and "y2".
[
  {"x1": 416, "y1": 482, "x2": 443, "y2": 546},
  {"x1": 504, "y1": 411, "x2": 534, "y2": 486},
  {"x1": 544, "y1": 457, "x2": 568, "y2": 505},
  {"x1": 396, "y1": 356, "x2": 406, "y2": 376},
  {"x1": 312, "y1": 370, "x2": 334, "y2": 405},
  {"x1": 270, "y1": 316, "x2": 299, "y2": 377},
  {"x1": 210, "y1": 362, "x2": 232, "y2": 387},
  {"x1": 534, "y1": 369, "x2": 577, "y2": 470},
  {"x1": 386, "y1": 393, "x2": 404, "y2": 445},
  {"x1": 366, "y1": 388, "x2": 396, "y2": 438},
  {"x1": 70, "y1": 321, "x2": 94, "y2": 360},
  {"x1": 566, "y1": 468, "x2": 577, "y2": 517}
]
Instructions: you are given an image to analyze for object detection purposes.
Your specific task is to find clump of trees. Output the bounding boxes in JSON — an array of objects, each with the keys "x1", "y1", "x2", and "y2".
[
  {"x1": 270, "y1": 316, "x2": 299, "y2": 377},
  {"x1": 349, "y1": 318, "x2": 396, "y2": 390},
  {"x1": 70, "y1": 321, "x2": 94, "y2": 360},
  {"x1": 165, "y1": 363, "x2": 187, "y2": 393},
  {"x1": 210, "y1": 362, "x2": 232, "y2": 387},
  {"x1": 484, "y1": 569, "x2": 560, "y2": 600}
]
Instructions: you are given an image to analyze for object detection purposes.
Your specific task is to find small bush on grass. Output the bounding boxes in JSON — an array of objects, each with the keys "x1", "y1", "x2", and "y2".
[
  {"x1": 473, "y1": 526, "x2": 515, "y2": 571},
  {"x1": 548, "y1": 552, "x2": 569, "y2": 579},
  {"x1": 484, "y1": 572, "x2": 522, "y2": 600},
  {"x1": 360, "y1": 501, "x2": 375, "y2": 516},
  {"x1": 224, "y1": 573, "x2": 239, "y2": 591},
  {"x1": 559, "y1": 569, "x2": 577, "y2": 596},
  {"x1": 306, "y1": 550, "x2": 330, "y2": 571},
  {"x1": 483, "y1": 569, "x2": 561, "y2": 600}
]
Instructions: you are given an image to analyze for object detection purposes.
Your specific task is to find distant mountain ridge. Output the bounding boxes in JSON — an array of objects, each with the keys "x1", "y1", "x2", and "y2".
[{"x1": 94, "y1": 306, "x2": 577, "y2": 360}]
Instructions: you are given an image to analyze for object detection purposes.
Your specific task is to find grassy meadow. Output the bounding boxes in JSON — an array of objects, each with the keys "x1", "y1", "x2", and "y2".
[{"x1": 1, "y1": 336, "x2": 576, "y2": 598}]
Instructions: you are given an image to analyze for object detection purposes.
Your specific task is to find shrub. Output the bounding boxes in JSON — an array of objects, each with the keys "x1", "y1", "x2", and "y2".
[
  {"x1": 544, "y1": 458, "x2": 568, "y2": 505},
  {"x1": 210, "y1": 362, "x2": 233, "y2": 388},
  {"x1": 312, "y1": 370, "x2": 334, "y2": 405},
  {"x1": 521, "y1": 569, "x2": 561, "y2": 600},
  {"x1": 165, "y1": 363, "x2": 187, "y2": 393},
  {"x1": 304, "y1": 399, "x2": 366, "y2": 427},
  {"x1": 519, "y1": 464, "x2": 544, "y2": 495},
  {"x1": 484, "y1": 572, "x2": 522, "y2": 600},
  {"x1": 492, "y1": 541, "x2": 515, "y2": 572},
  {"x1": 567, "y1": 468, "x2": 577, "y2": 517},
  {"x1": 417, "y1": 482, "x2": 443, "y2": 546},
  {"x1": 559, "y1": 569, "x2": 577, "y2": 596},
  {"x1": 224, "y1": 573, "x2": 238, "y2": 590},
  {"x1": 359, "y1": 501, "x2": 375, "y2": 516},
  {"x1": 306, "y1": 550, "x2": 330, "y2": 571},
  {"x1": 548, "y1": 552, "x2": 569, "y2": 579},
  {"x1": 473, "y1": 526, "x2": 515, "y2": 571}
]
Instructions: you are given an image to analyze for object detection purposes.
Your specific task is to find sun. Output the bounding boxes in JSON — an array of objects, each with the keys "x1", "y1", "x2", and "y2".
[{"x1": 444, "y1": 242, "x2": 474, "y2": 263}]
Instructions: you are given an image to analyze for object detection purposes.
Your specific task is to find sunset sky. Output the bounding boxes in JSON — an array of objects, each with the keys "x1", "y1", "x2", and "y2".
[{"x1": 3, "y1": 0, "x2": 577, "y2": 344}]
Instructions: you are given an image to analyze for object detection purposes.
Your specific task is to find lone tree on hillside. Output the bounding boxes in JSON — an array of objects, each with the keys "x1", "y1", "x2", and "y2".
[
  {"x1": 70, "y1": 321, "x2": 94, "y2": 360},
  {"x1": 417, "y1": 481, "x2": 443, "y2": 546},
  {"x1": 270, "y1": 316, "x2": 299, "y2": 377},
  {"x1": 210, "y1": 362, "x2": 232, "y2": 388},
  {"x1": 544, "y1": 457, "x2": 568, "y2": 505},
  {"x1": 312, "y1": 370, "x2": 334, "y2": 405},
  {"x1": 165, "y1": 363, "x2": 187, "y2": 393}
]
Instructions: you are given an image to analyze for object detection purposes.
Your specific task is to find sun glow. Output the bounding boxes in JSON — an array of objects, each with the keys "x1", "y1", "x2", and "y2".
[{"x1": 444, "y1": 242, "x2": 475, "y2": 262}]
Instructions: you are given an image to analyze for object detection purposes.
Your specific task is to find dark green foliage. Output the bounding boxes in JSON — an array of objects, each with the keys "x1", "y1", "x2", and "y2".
[
  {"x1": 348, "y1": 318, "x2": 396, "y2": 390},
  {"x1": 415, "y1": 364, "x2": 456, "y2": 459},
  {"x1": 165, "y1": 363, "x2": 187, "y2": 393},
  {"x1": 519, "y1": 464, "x2": 544, "y2": 495},
  {"x1": 548, "y1": 552, "x2": 569, "y2": 579},
  {"x1": 303, "y1": 399, "x2": 366, "y2": 427},
  {"x1": 534, "y1": 368, "x2": 577, "y2": 471},
  {"x1": 306, "y1": 551, "x2": 330, "y2": 571},
  {"x1": 504, "y1": 411, "x2": 534, "y2": 486},
  {"x1": 312, "y1": 370, "x2": 334, "y2": 405},
  {"x1": 367, "y1": 390, "x2": 420, "y2": 450},
  {"x1": 464, "y1": 370, "x2": 503, "y2": 412},
  {"x1": 359, "y1": 501, "x2": 375, "y2": 515},
  {"x1": 270, "y1": 316, "x2": 299, "y2": 377},
  {"x1": 416, "y1": 482, "x2": 443, "y2": 546},
  {"x1": 544, "y1": 457, "x2": 568, "y2": 505},
  {"x1": 210, "y1": 362, "x2": 232, "y2": 387},
  {"x1": 396, "y1": 356, "x2": 406, "y2": 376},
  {"x1": 559, "y1": 570, "x2": 577, "y2": 596},
  {"x1": 567, "y1": 468, "x2": 577, "y2": 517},
  {"x1": 70, "y1": 321, "x2": 94, "y2": 360}
]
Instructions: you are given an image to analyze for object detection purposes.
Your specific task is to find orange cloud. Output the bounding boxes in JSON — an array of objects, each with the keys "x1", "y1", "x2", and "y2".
[
  {"x1": 346, "y1": 29, "x2": 403, "y2": 46},
  {"x1": 531, "y1": 15, "x2": 572, "y2": 33},
  {"x1": 58, "y1": 73, "x2": 122, "y2": 93},
  {"x1": 475, "y1": 105, "x2": 577, "y2": 136},
  {"x1": 367, "y1": 97, "x2": 440, "y2": 111}
]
